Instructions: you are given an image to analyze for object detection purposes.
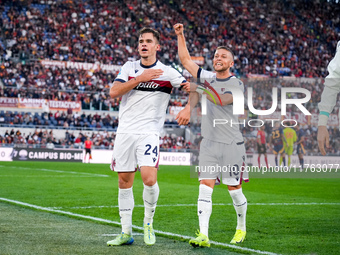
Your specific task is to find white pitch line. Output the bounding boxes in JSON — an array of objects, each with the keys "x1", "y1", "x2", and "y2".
[
  {"x1": 0, "y1": 197, "x2": 278, "y2": 255},
  {"x1": 0, "y1": 165, "x2": 109, "y2": 177},
  {"x1": 100, "y1": 233, "x2": 144, "y2": 236},
  {"x1": 47, "y1": 202, "x2": 340, "y2": 210},
  {"x1": 0, "y1": 175, "x2": 102, "y2": 178}
]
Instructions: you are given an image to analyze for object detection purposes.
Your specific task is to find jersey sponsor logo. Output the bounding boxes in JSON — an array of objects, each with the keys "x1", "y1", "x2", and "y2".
[
  {"x1": 129, "y1": 76, "x2": 172, "y2": 94},
  {"x1": 136, "y1": 81, "x2": 160, "y2": 90}
]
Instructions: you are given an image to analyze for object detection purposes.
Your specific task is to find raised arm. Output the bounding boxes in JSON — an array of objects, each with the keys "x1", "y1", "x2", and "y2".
[{"x1": 174, "y1": 23, "x2": 200, "y2": 78}]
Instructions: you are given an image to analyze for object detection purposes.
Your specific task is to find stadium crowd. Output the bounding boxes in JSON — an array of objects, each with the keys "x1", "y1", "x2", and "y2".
[
  {"x1": 0, "y1": 0, "x2": 339, "y2": 154},
  {"x1": 0, "y1": 128, "x2": 117, "y2": 149},
  {"x1": 242, "y1": 124, "x2": 340, "y2": 156},
  {"x1": 5, "y1": 125, "x2": 339, "y2": 155},
  {"x1": 0, "y1": 110, "x2": 119, "y2": 129},
  {"x1": 0, "y1": 126, "x2": 189, "y2": 151},
  {"x1": 243, "y1": 78, "x2": 340, "y2": 113},
  {"x1": 0, "y1": 109, "x2": 183, "y2": 129},
  {"x1": 1, "y1": 0, "x2": 338, "y2": 83}
]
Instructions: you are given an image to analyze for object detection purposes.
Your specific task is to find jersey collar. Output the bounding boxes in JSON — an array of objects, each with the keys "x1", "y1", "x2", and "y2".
[
  {"x1": 140, "y1": 60, "x2": 158, "y2": 69},
  {"x1": 216, "y1": 75, "x2": 234, "y2": 82}
]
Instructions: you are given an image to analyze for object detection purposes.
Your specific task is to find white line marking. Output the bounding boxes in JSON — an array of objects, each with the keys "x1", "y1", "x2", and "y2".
[
  {"x1": 0, "y1": 165, "x2": 109, "y2": 177},
  {"x1": 100, "y1": 233, "x2": 144, "y2": 236},
  {"x1": 0, "y1": 175, "x2": 101, "y2": 178},
  {"x1": 0, "y1": 197, "x2": 278, "y2": 255},
  {"x1": 47, "y1": 202, "x2": 340, "y2": 210}
]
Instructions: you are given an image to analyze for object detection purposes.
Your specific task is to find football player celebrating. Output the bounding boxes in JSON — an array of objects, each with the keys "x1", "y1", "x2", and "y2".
[
  {"x1": 107, "y1": 27, "x2": 190, "y2": 246},
  {"x1": 318, "y1": 40, "x2": 340, "y2": 155},
  {"x1": 174, "y1": 23, "x2": 248, "y2": 247}
]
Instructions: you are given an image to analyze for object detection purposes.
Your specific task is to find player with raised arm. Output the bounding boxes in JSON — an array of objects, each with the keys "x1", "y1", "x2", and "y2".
[
  {"x1": 257, "y1": 125, "x2": 269, "y2": 169},
  {"x1": 174, "y1": 23, "x2": 248, "y2": 247},
  {"x1": 107, "y1": 27, "x2": 190, "y2": 247},
  {"x1": 283, "y1": 123, "x2": 297, "y2": 167},
  {"x1": 270, "y1": 122, "x2": 286, "y2": 167},
  {"x1": 318, "y1": 40, "x2": 340, "y2": 155}
]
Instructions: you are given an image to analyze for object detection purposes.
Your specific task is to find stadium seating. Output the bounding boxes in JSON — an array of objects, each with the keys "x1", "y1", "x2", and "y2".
[{"x1": 0, "y1": 0, "x2": 339, "y2": 154}]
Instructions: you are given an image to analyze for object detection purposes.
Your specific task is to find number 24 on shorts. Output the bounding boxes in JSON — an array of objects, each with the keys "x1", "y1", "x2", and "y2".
[{"x1": 144, "y1": 144, "x2": 158, "y2": 157}]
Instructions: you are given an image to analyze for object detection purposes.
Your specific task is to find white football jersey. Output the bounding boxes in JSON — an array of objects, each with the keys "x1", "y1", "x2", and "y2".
[
  {"x1": 115, "y1": 60, "x2": 186, "y2": 135},
  {"x1": 198, "y1": 68, "x2": 245, "y2": 144},
  {"x1": 318, "y1": 40, "x2": 340, "y2": 116}
]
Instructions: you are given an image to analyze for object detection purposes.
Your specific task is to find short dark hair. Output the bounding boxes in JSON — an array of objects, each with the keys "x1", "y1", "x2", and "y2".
[
  {"x1": 138, "y1": 27, "x2": 160, "y2": 43},
  {"x1": 216, "y1": 46, "x2": 235, "y2": 60}
]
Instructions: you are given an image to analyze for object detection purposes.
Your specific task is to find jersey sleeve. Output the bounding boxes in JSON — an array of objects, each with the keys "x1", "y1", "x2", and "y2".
[
  {"x1": 318, "y1": 41, "x2": 340, "y2": 114},
  {"x1": 114, "y1": 62, "x2": 131, "y2": 83},
  {"x1": 197, "y1": 68, "x2": 214, "y2": 84},
  {"x1": 168, "y1": 67, "x2": 186, "y2": 88},
  {"x1": 325, "y1": 41, "x2": 340, "y2": 82}
]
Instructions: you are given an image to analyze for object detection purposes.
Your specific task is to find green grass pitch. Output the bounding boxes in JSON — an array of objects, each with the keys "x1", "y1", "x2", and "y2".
[{"x1": 0, "y1": 161, "x2": 339, "y2": 255}]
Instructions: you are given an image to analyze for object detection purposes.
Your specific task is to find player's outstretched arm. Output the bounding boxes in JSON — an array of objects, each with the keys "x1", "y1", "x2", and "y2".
[
  {"x1": 110, "y1": 69, "x2": 164, "y2": 98},
  {"x1": 174, "y1": 23, "x2": 199, "y2": 78},
  {"x1": 317, "y1": 126, "x2": 330, "y2": 156}
]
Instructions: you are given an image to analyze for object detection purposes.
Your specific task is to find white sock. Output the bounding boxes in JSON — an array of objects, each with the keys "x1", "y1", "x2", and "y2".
[
  {"x1": 198, "y1": 184, "x2": 213, "y2": 237},
  {"x1": 229, "y1": 188, "x2": 247, "y2": 231},
  {"x1": 143, "y1": 182, "x2": 159, "y2": 226},
  {"x1": 119, "y1": 187, "x2": 134, "y2": 235}
]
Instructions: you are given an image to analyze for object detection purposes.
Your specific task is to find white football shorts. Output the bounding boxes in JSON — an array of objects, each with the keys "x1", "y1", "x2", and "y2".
[
  {"x1": 111, "y1": 133, "x2": 160, "y2": 172},
  {"x1": 198, "y1": 138, "x2": 249, "y2": 186}
]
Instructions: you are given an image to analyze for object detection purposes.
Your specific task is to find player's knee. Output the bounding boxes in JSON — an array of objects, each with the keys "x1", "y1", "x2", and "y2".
[
  {"x1": 118, "y1": 177, "x2": 133, "y2": 189},
  {"x1": 228, "y1": 184, "x2": 242, "y2": 191},
  {"x1": 199, "y1": 179, "x2": 215, "y2": 188},
  {"x1": 143, "y1": 177, "x2": 156, "y2": 186}
]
